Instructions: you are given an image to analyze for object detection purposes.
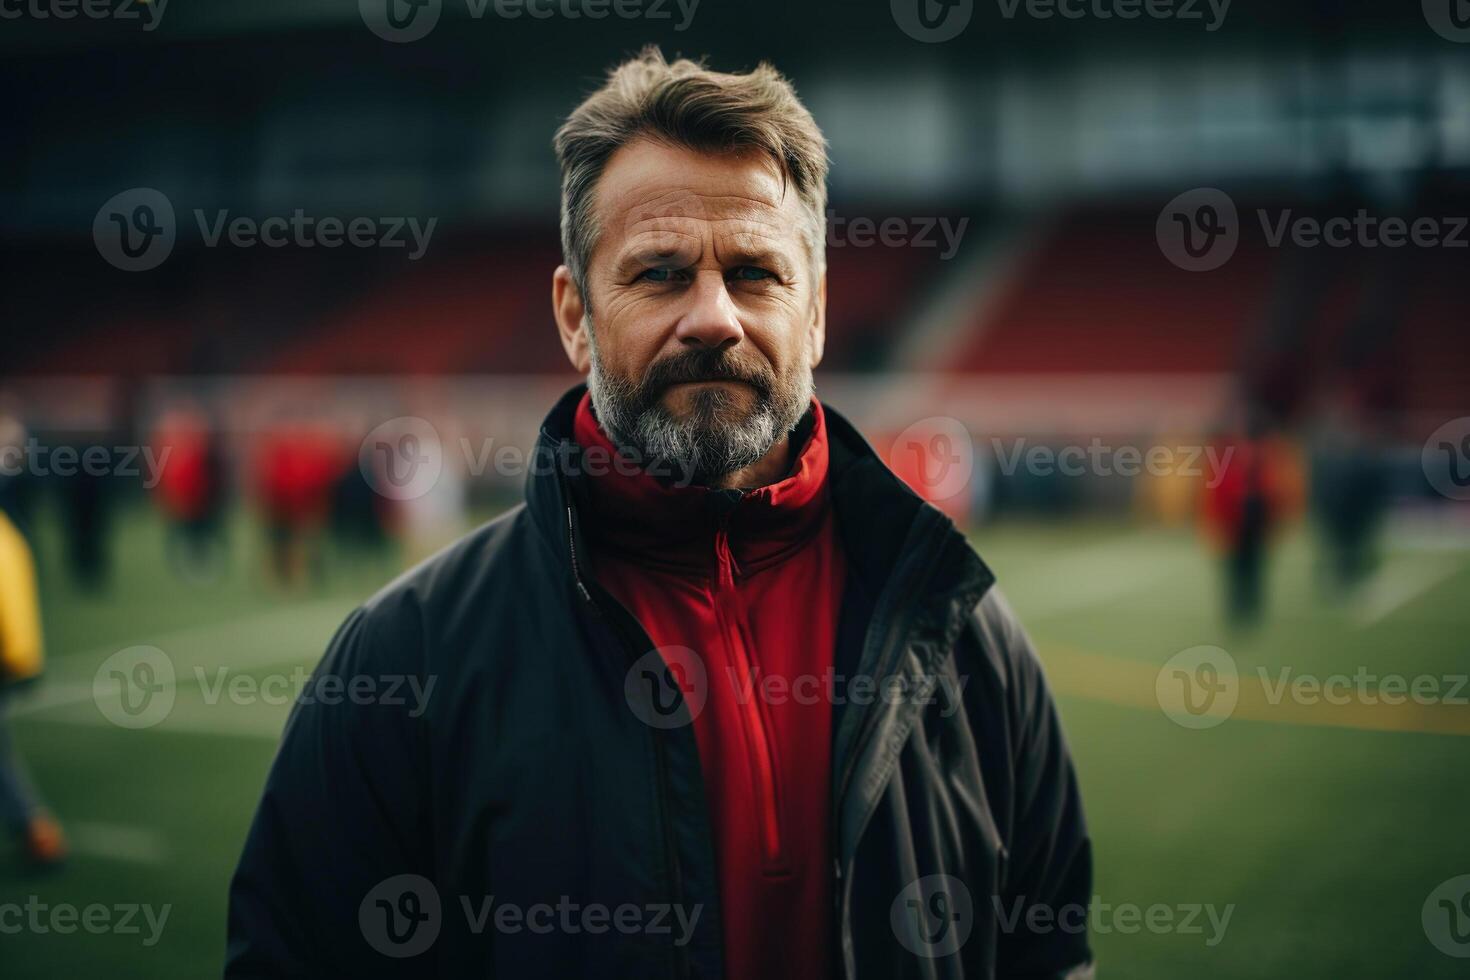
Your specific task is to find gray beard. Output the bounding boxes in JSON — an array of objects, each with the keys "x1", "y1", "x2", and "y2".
[{"x1": 585, "y1": 330, "x2": 814, "y2": 487}]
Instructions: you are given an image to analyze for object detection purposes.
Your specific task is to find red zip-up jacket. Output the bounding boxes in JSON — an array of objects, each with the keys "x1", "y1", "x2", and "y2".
[{"x1": 574, "y1": 391, "x2": 843, "y2": 980}]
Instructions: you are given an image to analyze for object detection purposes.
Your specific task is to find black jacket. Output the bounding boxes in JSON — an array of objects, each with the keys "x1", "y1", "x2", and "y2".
[{"x1": 225, "y1": 386, "x2": 1093, "y2": 979}]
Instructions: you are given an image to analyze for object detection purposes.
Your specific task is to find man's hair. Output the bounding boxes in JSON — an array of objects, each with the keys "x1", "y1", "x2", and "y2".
[{"x1": 554, "y1": 46, "x2": 829, "y2": 305}]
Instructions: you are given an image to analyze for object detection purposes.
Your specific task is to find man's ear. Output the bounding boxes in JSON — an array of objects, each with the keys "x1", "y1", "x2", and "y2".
[
  {"x1": 807, "y1": 271, "x2": 827, "y2": 369},
  {"x1": 553, "y1": 265, "x2": 591, "y2": 374}
]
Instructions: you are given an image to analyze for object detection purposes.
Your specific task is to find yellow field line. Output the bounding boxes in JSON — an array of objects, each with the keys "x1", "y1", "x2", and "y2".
[{"x1": 1042, "y1": 645, "x2": 1470, "y2": 737}]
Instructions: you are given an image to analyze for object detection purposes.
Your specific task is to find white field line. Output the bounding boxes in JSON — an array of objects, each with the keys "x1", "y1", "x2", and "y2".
[
  {"x1": 1354, "y1": 556, "x2": 1467, "y2": 627},
  {"x1": 67, "y1": 821, "x2": 169, "y2": 864},
  {"x1": 45, "y1": 598, "x2": 351, "y2": 681},
  {"x1": 12, "y1": 599, "x2": 349, "y2": 727},
  {"x1": 6, "y1": 682, "x2": 97, "y2": 720},
  {"x1": 22, "y1": 704, "x2": 291, "y2": 739},
  {"x1": 1000, "y1": 532, "x2": 1182, "y2": 621}
]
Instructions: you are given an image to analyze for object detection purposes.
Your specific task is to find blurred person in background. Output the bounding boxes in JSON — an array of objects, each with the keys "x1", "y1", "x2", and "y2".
[
  {"x1": 228, "y1": 48, "x2": 1092, "y2": 980},
  {"x1": 330, "y1": 463, "x2": 391, "y2": 561},
  {"x1": 1201, "y1": 400, "x2": 1299, "y2": 630},
  {"x1": 1308, "y1": 221, "x2": 1408, "y2": 598},
  {"x1": 0, "y1": 408, "x2": 37, "y2": 538},
  {"x1": 1309, "y1": 386, "x2": 1390, "y2": 597},
  {"x1": 253, "y1": 418, "x2": 342, "y2": 588},
  {"x1": 0, "y1": 501, "x2": 66, "y2": 870},
  {"x1": 152, "y1": 400, "x2": 230, "y2": 584},
  {"x1": 60, "y1": 429, "x2": 113, "y2": 590}
]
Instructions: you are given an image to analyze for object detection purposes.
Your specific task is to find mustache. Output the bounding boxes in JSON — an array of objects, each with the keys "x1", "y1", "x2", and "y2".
[{"x1": 639, "y1": 348, "x2": 774, "y2": 400}]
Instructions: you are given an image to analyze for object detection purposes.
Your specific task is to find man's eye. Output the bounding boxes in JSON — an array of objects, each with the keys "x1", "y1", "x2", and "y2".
[
  {"x1": 729, "y1": 266, "x2": 774, "y2": 282},
  {"x1": 637, "y1": 268, "x2": 675, "y2": 283}
]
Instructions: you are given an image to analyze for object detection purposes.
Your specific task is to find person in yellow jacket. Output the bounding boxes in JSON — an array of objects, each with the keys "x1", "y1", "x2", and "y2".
[{"x1": 0, "y1": 507, "x2": 67, "y2": 868}]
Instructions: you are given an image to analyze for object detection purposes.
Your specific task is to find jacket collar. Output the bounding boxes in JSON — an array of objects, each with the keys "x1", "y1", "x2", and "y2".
[
  {"x1": 526, "y1": 385, "x2": 994, "y2": 626},
  {"x1": 567, "y1": 389, "x2": 831, "y2": 574}
]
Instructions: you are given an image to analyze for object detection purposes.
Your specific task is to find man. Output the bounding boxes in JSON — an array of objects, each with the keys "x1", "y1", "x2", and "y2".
[{"x1": 227, "y1": 48, "x2": 1092, "y2": 979}]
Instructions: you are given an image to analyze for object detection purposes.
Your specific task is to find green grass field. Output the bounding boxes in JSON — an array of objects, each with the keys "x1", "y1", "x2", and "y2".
[{"x1": 3, "y1": 501, "x2": 1468, "y2": 977}]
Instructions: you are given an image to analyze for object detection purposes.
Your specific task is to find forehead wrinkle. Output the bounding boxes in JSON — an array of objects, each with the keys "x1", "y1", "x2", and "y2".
[
  {"x1": 620, "y1": 209, "x2": 796, "y2": 268},
  {"x1": 712, "y1": 223, "x2": 799, "y2": 272},
  {"x1": 602, "y1": 168, "x2": 804, "y2": 274},
  {"x1": 611, "y1": 182, "x2": 788, "y2": 224}
]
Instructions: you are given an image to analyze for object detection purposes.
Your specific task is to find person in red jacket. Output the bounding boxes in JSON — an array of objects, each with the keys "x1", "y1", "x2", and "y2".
[
  {"x1": 151, "y1": 402, "x2": 228, "y2": 583},
  {"x1": 548, "y1": 47, "x2": 1087, "y2": 978},
  {"x1": 254, "y1": 421, "x2": 342, "y2": 587},
  {"x1": 229, "y1": 47, "x2": 1091, "y2": 980},
  {"x1": 572, "y1": 391, "x2": 842, "y2": 980},
  {"x1": 1200, "y1": 403, "x2": 1296, "y2": 629}
]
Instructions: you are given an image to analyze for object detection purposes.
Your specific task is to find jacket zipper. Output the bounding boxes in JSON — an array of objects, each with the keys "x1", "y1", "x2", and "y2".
[
  {"x1": 831, "y1": 515, "x2": 946, "y2": 978},
  {"x1": 565, "y1": 504, "x2": 594, "y2": 606},
  {"x1": 712, "y1": 523, "x2": 788, "y2": 873},
  {"x1": 566, "y1": 498, "x2": 692, "y2": 980}
]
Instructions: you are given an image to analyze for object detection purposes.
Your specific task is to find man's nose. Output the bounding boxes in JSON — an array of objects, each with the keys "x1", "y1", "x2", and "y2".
[{"x1": 673, "y1": 271, "x2": 744, "y2": 349}]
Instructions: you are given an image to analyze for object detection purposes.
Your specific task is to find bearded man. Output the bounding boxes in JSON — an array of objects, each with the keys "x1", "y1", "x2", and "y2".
[{"x1": 227, "y1": 47, "x2": 1093, "y2": 980}]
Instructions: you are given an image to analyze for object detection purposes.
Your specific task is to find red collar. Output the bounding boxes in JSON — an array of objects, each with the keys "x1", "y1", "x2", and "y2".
[{"x1": 571, "y1": 390, "x2": 832, "y2": 574}]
